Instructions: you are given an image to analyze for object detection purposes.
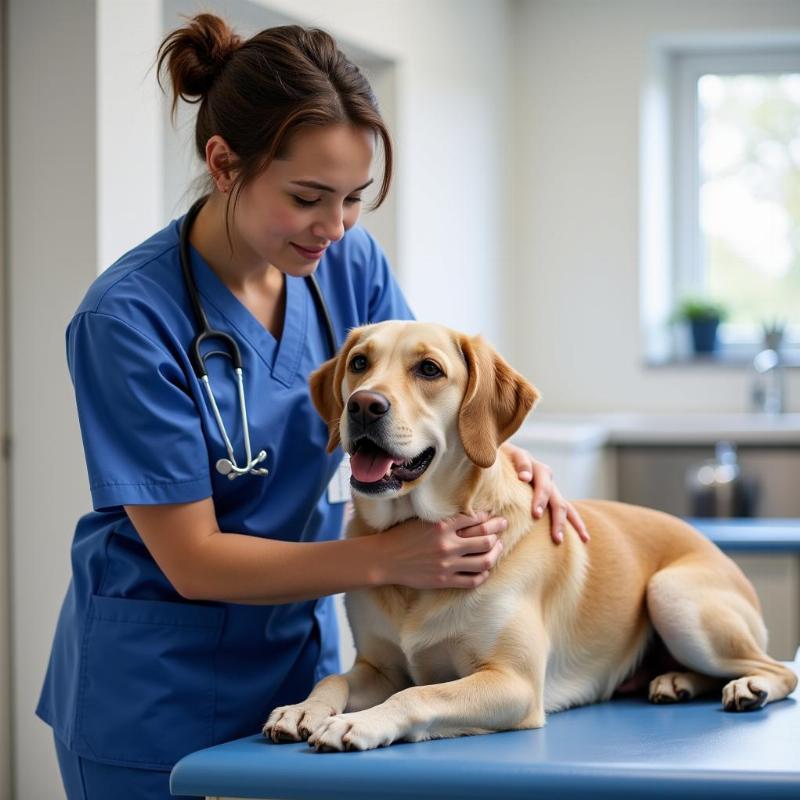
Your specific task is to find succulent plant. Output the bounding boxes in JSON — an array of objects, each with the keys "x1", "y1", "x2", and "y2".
[{"x1": 761, "y1": 317, "x2": 787, "y2": 352}]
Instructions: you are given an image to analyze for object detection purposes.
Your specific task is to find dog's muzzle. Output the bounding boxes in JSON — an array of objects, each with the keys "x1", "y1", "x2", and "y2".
[{"x1": 345, "y1": 391, "x2": 435, "y2": 493}]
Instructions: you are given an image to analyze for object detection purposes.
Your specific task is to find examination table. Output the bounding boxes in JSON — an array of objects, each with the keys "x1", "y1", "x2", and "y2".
[{"x1": 171, "y1": 520, "x2": 800, "y2": 800}]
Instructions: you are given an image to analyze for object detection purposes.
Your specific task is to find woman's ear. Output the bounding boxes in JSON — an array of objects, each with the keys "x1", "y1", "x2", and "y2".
[
  {"x1": 309, "y1": 328, "x2": 362, "y2": 453},
  {"x1": 457, "y1": 334, "x2": 540, "y2": 468},
  {"x1": 205, "y1": 134, "x2": 238, "y2": 192}
]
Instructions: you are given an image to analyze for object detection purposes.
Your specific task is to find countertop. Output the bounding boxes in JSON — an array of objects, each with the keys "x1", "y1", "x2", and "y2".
[
  {"x1": 513, "y1": 412, "x2": 800, "y2": 447},
  {"x1": 690, "y1": 518, "x2": 800, "y2": 552}
]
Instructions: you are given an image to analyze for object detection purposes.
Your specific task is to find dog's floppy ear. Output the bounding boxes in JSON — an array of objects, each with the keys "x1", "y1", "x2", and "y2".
[
  {"x1": 309, "y1": 328, "x2": 362, "y2": 453},
  {"x1": 457, "y1": 334, "x2": 540, "y2": 468}
]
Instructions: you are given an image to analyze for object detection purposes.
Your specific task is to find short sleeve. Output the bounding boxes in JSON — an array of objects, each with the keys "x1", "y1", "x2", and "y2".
[
  {"x1": 363, "y1": 229, "x2": 416, "y2": 324},
  {"x1": 67, "y1": 311, "x2": 212, "y2": 511}
]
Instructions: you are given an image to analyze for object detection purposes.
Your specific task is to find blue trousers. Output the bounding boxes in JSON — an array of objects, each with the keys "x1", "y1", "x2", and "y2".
[{"x1": 53, "y1": 733, "x2": 200, "y2": 800}]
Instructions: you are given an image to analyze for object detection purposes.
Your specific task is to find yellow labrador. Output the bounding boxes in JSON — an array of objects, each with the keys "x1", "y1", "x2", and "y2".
[{"x1": 263, "y1": 321, "x2": 797, "y2": 752}]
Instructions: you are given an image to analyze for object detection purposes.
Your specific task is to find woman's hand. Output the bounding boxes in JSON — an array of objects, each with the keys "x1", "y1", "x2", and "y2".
[
  {"x1": 500, "y1": 442, "x2": 590, "y2": 545},
  {"x1": 373, "y1": 512, "x2": 507, "y2": 590}
]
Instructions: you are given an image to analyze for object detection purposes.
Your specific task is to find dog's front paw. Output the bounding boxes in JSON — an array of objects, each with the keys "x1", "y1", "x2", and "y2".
[
  {"x1": 307, "y1": 710, "x2": 399, "y2": 752},
  {"x1": 262, "y1": 700, "x2": 337, "y2": 743}
]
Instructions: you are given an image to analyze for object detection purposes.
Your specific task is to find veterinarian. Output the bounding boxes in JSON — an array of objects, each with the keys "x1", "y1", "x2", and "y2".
[{"x1": 36, "y1": 14, "x2": 589, "y2": 800}]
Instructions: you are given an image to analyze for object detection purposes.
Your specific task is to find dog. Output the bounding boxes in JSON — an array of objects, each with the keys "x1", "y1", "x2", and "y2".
[{"x1": 262, "y1": 320, "x2": 798, "y2": 752}]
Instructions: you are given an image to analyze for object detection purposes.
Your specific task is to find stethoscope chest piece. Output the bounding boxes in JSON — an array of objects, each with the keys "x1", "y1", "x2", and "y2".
[{"x1": 216, "y1": 450, "x2": 268, "y2": 480}]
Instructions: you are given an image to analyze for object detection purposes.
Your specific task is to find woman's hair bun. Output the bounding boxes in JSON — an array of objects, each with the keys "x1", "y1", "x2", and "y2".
[{"x1": 157, "y1": 13, "x2": 242, "y2": 110}]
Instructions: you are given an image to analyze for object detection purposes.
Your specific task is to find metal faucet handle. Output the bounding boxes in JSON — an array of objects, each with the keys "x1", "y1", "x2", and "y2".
[{"x1": 750, "y1": 348, "x2": 786, "y2": 414}]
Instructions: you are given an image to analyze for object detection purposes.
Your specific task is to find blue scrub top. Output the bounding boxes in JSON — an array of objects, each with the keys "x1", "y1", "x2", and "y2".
[{"x1": 35, "y1": 212, "x2": 415, "y2": 771}]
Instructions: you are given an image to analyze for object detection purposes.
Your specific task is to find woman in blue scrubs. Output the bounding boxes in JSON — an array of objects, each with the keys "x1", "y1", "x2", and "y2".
[{"x1": 36, "y1": 14, "x2": 589, "y2": 799}]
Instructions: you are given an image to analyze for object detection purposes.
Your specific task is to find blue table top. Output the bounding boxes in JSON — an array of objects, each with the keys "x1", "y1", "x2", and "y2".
[
  {"x1": 688, "y1": 518, "x2": 800, "y2": 552},
  {"x1": 171, "y1": 650, "x2": 800, "y2": 800}
]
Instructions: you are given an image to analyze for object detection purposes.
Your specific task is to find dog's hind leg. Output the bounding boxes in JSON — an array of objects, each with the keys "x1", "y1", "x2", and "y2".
[
  {"x1": 646, "y1": 561, "x2": 798, "y2": 711},
  {"x1": 648, "y1": 670, "x2": 721, "y2": 703}
]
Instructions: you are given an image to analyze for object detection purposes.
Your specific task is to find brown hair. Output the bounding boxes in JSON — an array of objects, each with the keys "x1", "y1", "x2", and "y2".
[{"x1": 156, "y1": 13, "x2": 393, "y2": 239}]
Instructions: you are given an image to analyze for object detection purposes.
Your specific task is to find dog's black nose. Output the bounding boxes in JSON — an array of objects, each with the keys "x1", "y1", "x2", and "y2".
[{"x1": 347, "y1": 390, "x2": 390, "y2": 425}]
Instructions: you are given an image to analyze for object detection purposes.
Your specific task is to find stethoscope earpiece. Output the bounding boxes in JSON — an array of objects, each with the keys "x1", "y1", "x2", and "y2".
[{"x1": 180, "y1": 195, "x2": 336, "y2": 481}]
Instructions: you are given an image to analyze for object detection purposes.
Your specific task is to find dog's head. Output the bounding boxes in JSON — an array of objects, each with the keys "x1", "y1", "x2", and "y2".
[{"x1": 309, "y1": 321, "x2": 540, "y2": 497}]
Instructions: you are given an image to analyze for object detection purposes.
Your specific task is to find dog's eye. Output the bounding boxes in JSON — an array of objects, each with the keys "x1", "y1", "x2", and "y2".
[
  {"x1": 417, "y1": 359, "x2": 443, "y2": 379},
  {"x1": 350, "y1": 354, "x2": 368, "y2": 372}
]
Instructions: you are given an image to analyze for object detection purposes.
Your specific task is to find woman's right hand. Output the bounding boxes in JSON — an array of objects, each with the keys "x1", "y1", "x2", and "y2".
[{"x1": 372, "y1": 511, "x2": 508, "y2": 590}]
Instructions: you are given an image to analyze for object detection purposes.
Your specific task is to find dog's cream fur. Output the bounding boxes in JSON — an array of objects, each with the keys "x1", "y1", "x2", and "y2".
[{"x1": 263, "y1": 321, "x2": 798, "y2": 752}]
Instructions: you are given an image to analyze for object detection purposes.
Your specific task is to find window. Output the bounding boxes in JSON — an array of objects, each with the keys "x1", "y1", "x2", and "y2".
[{"x1": 672, "y1": 48, "x2": 800, "y2": 356}]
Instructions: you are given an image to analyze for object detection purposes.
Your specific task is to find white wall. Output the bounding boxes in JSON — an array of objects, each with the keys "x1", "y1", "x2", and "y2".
[
  {"x1": 8, "y1": 2, "x2": 97, "y2": 798},
  {"x1": 98, "y1": 0, "x2": 163, "y2": 273},
  {"x1": 510, "y1": 0, "x2": 800, "y2": 414}
]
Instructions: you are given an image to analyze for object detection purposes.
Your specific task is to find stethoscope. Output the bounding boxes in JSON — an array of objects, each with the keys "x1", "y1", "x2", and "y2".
[{"x1": 180, "y1": 194, "x2": 338, "y2": 480}]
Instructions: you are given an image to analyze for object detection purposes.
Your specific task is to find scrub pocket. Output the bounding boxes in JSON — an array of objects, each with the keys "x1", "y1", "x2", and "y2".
[{"x1": 75, "y1": 594, "x2": 225, "y2": 769}]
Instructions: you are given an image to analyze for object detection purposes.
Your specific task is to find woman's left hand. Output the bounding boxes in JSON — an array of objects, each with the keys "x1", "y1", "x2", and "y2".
[{"x1": 499, "y1": 442, "x2": 590, "y2": 545}]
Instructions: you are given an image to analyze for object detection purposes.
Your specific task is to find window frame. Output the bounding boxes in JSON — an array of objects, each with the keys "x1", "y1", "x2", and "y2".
[{"x1": 671, "y1": 47, "x2": 800, "y2": 356}]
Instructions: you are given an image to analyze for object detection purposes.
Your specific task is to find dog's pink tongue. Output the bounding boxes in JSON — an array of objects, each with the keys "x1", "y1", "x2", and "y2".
[{"x1": 350, "y1": 450, "x2": 396, "y2": 483}]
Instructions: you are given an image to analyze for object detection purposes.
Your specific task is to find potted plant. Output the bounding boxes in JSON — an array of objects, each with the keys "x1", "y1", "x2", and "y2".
[{"x1": 672, "y1": 296, "x2": 728, "y2": 354}]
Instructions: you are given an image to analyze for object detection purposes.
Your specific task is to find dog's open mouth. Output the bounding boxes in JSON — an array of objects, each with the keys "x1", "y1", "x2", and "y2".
[{"x1": 348, "y1": 437, "x2": 436, "y2": 493}]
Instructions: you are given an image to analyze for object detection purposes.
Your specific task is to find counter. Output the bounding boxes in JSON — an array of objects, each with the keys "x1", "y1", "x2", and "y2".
[{"x1": 518, "y1": 411, "x2": 800, "y2": 446}]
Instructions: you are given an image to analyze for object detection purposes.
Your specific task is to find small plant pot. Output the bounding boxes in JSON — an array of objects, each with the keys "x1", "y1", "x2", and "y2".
[{"x1": 690, "y1": 318, "x2": 720, "y2": 353}]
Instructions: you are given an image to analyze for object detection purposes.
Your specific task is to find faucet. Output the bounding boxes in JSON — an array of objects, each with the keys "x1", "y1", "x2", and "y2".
[{"x1": 751, "y1": 348, "x2": 786, "y2": 414}]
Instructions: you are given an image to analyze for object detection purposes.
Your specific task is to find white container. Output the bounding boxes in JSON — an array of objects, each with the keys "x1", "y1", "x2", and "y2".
[{"x1": 510, "y1": 420, "x2": 615, "y2": 501}]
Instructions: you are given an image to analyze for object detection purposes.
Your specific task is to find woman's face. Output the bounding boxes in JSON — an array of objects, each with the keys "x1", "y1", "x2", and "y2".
[{"x1": 231, "y1": 123, "x2": 376, "y2": 276}]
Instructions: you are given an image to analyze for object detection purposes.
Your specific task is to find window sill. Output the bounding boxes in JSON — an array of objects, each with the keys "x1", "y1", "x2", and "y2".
[{"x1": 645, "y1": 351, "x2": 800, "y2": 369}]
